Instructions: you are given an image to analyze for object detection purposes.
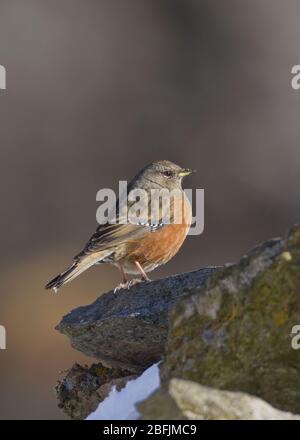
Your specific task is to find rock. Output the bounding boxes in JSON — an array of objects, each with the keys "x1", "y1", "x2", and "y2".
[
  {"x1": 138, "y1": 379, "x2": 300, "y2": 420},
  {"x1": 161, "y1": 225, "x2": 300, "y2": 414},
  {"x1": 138, "y1": 386, "x2": 185, "y2": 420},
  {"x1": 56, "y1": 267, "x2": 218, "y2": 372},
  {"x1": 56, "y1": 362, "x2": 136, "y2": 420}
]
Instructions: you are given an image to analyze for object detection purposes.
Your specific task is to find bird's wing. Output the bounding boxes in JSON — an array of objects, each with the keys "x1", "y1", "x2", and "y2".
[{"x1": 74, "y1": 193, "x2": 186, "y2": 259}]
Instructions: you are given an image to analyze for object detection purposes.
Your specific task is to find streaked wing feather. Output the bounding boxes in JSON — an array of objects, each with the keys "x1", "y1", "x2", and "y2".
[{"x1": 75, "y1": 193, "x2": 181, "y2": 258}]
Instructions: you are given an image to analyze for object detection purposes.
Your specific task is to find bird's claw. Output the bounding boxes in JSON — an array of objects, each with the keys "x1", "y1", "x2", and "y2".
[
  {"x1": 114, "y1": 278, "x2": 148, "y2": 295},
  {"x1": 127, "y1": 278, "x2": 144, "y2": 289},
  {"x1": 114, "y1": 282, "x2": 128, "y2": 294}
]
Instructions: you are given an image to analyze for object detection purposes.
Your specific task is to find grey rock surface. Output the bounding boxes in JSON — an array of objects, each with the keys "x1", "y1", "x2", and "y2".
[
  {"x1": 138, "y1": 379, "x2": 300, "y2": 420},
  {"x1": 162, "y1": 224, "x2": 300, "y2": 413},
  {"x1": 56, "y1": 267, "x2": 218, "y2": 372},
  {"x1": 56, "y1": 224, "x2": 300, "y2": 420},
  {"x1": 56, "y1": 362, "x2": 136, "y2": 420}
]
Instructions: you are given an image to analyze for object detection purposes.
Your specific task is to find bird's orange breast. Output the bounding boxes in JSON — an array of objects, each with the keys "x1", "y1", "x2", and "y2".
[{"x1": 122, "y1": 194, "x2": 192, "y2": 271}]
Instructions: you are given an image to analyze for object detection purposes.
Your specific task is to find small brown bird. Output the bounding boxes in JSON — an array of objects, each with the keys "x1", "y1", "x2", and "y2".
[{"x1": 45, "y1": 160, "x2": 194, "y2": 293}]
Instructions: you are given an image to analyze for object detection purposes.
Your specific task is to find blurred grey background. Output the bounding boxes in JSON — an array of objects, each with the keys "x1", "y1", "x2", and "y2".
[{"x1": 0, "y1": 0, "x2": 300, "y2": 419}]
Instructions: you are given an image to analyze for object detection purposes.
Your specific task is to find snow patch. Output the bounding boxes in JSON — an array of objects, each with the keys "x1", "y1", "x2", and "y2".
[{"x1": 86, "y1": 363, "x2": 160, "y2": 420}]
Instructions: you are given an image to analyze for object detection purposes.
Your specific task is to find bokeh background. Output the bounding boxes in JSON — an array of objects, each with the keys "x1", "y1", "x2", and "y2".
[{"x1": 0, "y1": 0, "x2": 300, "y2": 419}]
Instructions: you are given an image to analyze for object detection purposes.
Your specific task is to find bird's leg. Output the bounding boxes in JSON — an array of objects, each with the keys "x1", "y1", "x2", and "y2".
[
  {"x1": 134, "y1": 261, "x2": 151, "y2": 282},
  {"x1": 119, "y1": 264, "x2": 127, "y2": 284},
  {"x1": 114, "y1": 262, "x2": 151, "y2": 293},
  {"x1": 125, "y1": 262, "x2": 150, "y2": 289},
  {"x1": 114, "y1": 264, "x2": 129, "y2": 294}
]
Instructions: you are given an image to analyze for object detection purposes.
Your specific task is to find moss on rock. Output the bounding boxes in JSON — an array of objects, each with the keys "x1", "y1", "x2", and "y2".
[{"x1": 162, "y1": 225, "x2": 300, "y2": 413}]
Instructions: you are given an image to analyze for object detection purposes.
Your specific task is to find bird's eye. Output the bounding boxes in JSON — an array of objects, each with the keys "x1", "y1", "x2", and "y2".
[{"x1": 163, "y1": 170, "x2": 173, "y2": 177}]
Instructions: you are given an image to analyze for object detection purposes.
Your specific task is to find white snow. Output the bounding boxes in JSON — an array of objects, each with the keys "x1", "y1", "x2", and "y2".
[{"x1": 86, "y1": 363, "x2": 160, "y2": 420}]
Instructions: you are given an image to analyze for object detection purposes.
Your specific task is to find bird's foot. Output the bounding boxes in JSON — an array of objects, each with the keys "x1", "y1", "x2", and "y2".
[
  {"x1": 113, "y1": 277, "x2": 151, "y2": 295},
  {"x1": 114, "y1": 282, "x2": 129, "y2": 294},
  {"x1": 127, "y1": 278, "x2": 144, "y2": 289},
  {"x1": 128, "y1": 277, "x2": 151, "y2": 288}
]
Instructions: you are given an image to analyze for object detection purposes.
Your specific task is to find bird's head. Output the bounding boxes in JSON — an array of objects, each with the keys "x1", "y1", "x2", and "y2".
[{"x1": 135, "y1": 160, "x2": 195, "y2": 190}]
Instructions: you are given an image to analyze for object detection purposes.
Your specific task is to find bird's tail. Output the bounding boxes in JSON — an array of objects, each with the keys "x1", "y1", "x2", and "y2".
[
  {"x1": 45, "y1": 262, "x2": 87, "y2": 293},
  {"x1": 45, "y1": 252, "x2": 109, "y2": 293}
]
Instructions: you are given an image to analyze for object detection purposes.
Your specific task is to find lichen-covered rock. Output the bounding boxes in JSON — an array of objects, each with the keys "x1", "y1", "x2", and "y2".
[
  {"x1": 162, "y1": 225, "x2": 300, "y2": 413},
  {"x1": 56, "y1": 362, "x2": 136, "y2": 420},
  {"x1": 56, "y1": 267, "x2": 218, "y2": 372},
  {"x1": 138, "y1": 379, "x2": 300, "y2": 420}
]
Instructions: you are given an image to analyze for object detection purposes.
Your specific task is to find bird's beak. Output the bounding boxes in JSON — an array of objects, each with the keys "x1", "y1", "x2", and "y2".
[{"x1": 179, "y1": 168, "x2": 195, "y2": 177}]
